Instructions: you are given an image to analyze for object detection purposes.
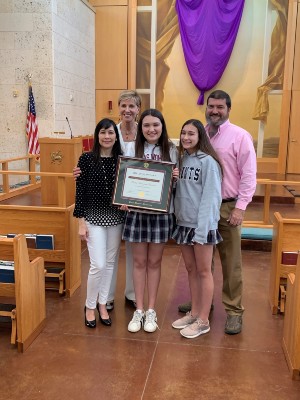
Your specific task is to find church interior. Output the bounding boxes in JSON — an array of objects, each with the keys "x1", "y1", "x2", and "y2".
[{"x1": 1, "y1": 1, "x2": 300, "y2": 399}]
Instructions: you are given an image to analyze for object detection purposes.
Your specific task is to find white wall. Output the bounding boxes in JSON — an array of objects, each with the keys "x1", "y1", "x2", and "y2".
[
  {"x1": 0, "y1": 0, "x2": 95, "y2": 166},
  {"x1": 52, "y1": 0, "x2": 95, "y2": 137},
  {"x1": 0, "y1": 0, "x2": 53, "y2": 162}
]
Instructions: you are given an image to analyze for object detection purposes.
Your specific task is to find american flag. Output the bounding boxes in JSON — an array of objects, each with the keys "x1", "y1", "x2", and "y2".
[{"x1": 26, "y1": 84, "x2": 40, "y2": 155}]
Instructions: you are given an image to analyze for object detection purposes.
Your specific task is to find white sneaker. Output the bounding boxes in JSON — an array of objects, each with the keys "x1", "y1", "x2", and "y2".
[
  {"x1": 144, "y1": 310, "x2": 158, "y2": 333},
  {"x1": 128, "y1": 310, "x2": 144, "y2": 333}
]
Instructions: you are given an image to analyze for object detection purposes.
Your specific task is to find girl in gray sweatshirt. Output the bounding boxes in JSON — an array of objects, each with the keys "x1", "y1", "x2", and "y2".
[{"x1": 172, "y1": 119, "x2": 223, "y2": 339}]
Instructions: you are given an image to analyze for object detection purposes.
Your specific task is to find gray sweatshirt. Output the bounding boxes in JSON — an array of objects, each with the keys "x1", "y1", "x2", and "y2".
[{"x1": 174, "y1": 150, "x2": 222, "y2": 244}]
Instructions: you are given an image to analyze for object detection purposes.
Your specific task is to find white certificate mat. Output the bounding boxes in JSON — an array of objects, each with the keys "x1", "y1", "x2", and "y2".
[
  {"x1": 122, "y1": 167, "x2": 164, "y2": 203},
  {"x1": 112, "y1": 156, "x2": 175, "y2": 213}
]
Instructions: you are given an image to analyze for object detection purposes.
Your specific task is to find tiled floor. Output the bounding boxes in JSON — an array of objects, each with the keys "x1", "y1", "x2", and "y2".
[
  {"x1": 1, "y1": 242, "x2": 300, "y2": 399},
  {"x1": 1, "y1": 184, "x2": 300, "y2": 399}
]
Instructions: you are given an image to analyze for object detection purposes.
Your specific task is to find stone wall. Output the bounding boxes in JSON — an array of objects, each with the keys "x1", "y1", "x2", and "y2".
[
  {"x1": 52, "y1": 0, "x2": 95, "y2": 137},
  {"x1": 0, "y1": 0, "x2": 95, "y2": 167}
]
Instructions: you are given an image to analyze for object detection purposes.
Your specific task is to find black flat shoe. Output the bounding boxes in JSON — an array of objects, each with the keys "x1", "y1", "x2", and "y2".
[
  {"x1": 84, "y1": 306, "x2": 96, "y2": 328},
  {"x1": 125, "y1": 296, "x2": 137, "y2": 309},
  {"x1": 96, "y1": 303, "x2": 112, "y2": 326}
]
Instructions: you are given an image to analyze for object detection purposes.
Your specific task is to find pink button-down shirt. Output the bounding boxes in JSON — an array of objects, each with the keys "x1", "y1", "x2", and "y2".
[{"x1": 206, "y1": 119, "x2": 257, "y2": 210}]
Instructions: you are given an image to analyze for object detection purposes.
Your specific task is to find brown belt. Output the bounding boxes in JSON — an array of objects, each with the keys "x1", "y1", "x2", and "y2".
[{"x1": 222, "y1": 197, "x2": 237, "y2": 203}]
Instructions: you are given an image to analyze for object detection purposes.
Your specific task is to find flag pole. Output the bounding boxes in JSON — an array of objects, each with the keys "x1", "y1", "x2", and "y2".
[{"x1": 25, "y1": 74, "x2": 31, "y2": 144}]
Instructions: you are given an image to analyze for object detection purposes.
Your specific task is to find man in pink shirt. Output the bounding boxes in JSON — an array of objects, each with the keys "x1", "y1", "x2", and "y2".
[{"x1": 179, "y1": 90, "x2": 257, "y2": 335}]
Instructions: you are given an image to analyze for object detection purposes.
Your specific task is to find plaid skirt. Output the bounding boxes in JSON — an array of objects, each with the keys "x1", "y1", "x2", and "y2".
[
  {"x1": 122, "y1": 212, "x2": 175, "y2": 243},
  {"x1": 172, "y1": 225, "x2": 223, "y2": 246}
]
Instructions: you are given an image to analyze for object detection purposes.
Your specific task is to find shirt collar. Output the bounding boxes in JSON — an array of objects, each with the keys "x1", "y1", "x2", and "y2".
[{"x1": 205, "y1": 118, "x2": 230, "y2": 137}]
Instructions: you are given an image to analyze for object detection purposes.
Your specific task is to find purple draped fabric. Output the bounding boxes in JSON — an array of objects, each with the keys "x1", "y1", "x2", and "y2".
[{"x1": 176, "y1": 0, "x2": 245, "y2": 104}]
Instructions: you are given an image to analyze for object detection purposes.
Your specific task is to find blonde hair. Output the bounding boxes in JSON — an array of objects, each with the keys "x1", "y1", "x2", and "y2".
[{"x1": 118, "y1": 90, "x2": 141, "y2": 108}]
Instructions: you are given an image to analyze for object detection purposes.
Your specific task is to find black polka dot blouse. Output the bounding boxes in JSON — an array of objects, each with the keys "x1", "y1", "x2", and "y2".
[{"x1": 73, "y1": 152, "x2": 124, "y2": 227}]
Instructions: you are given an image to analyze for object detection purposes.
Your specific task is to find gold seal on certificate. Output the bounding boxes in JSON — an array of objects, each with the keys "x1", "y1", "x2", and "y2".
[{"x1": 112, "y1": 156, "x2": 175, "y2": 213}]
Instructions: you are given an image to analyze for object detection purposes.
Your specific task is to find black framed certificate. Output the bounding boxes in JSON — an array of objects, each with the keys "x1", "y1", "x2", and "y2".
[{"x1": 112, "y1": 156, "x2": 175, "y2": 213}]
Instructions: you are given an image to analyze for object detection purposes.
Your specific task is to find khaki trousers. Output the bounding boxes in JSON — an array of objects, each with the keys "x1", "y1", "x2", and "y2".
[{"x1": 216, "y1": 201, "x2": 244, "y2": 315}]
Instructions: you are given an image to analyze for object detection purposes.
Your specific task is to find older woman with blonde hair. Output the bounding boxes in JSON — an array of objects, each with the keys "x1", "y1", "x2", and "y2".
[{"x1": 107, "y1": 90, "x2": 142, "y2": 310}]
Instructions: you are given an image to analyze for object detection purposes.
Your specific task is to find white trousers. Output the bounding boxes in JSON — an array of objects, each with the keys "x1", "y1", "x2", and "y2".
[
  {"x1": 108, "y1": 241, "x2": 135, "y2": 302},
  {"x1": 85, "y1": 222, "x2": 123, "y2": 309}
]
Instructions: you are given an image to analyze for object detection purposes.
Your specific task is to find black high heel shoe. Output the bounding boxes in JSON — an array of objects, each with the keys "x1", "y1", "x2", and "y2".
[
  {"x1": 84, "y1": 306, "x2": 96, "y2": 328},
  {"x1": 96, "y1": 303, "x2": 112, "y2": 326}
]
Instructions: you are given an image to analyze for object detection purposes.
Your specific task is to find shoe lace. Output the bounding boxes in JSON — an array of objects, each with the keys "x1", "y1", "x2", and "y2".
[
  {"x1": 146, "y1": 311, "x2": 155, "y2": 322},
  {"x1": 185, "y1": 311, "x2": 193, "y2": 320},
  {"x1": 133, "y1": 311, "x2": 143, "y2": 323},
  {"x1": 226, "y1": 315, "x2": 241, "y2": 328},
  {"x1": 195, "y1": 318, "x2": 209, "y2": 328},
  {"x1": 146, "y1": 311, "x2": 160, "y2": 330}
]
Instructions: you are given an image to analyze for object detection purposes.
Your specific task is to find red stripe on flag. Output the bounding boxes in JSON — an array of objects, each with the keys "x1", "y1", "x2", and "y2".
[{"x1": 26, "y1": 85, "x2": 40, "y2": 155}]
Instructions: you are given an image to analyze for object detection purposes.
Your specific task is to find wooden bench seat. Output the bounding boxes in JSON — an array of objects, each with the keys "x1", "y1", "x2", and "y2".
[
  {"x1": 0, "y1": 235, "x2": 46, "y2": 352},
  {"x1": 0, "y1": 204, "x2": 81, "y2": 297},
  {"x1": 282, "y1": 258, "x2": 300, "y2": 380},
  {"x1": 269, "y1": 212, "x2": 300, "y2": 314}
]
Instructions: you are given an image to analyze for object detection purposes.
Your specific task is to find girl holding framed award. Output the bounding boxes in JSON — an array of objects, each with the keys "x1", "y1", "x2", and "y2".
[{"x1": 122, "y1": 108, "x2": 178, "y2": 334}]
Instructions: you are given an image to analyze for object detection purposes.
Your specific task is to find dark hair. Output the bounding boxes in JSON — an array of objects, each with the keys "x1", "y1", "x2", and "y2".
[
  {"x1": 92, "y1": 118, "x2": 122, "y2": 163},
  {"x1": 135, "y1": 109, "x2": 173, "y2": 161},
  {"x1": 179, "y1": 119, "x2": 223, "y2": 175},
  {"x1": 207, "y1": 90, "x2": 231, "y2": 109}
]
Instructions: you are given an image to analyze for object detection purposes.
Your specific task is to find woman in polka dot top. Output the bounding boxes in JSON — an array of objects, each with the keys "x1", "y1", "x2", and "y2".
[{"x1": 73, "y1": 118, "x2": 124, "y2": 329}]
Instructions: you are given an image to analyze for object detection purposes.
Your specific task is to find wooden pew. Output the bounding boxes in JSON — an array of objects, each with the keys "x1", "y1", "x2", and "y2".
[
  {"x1": 0, "y1": 204, "x2": 81, "y2": 298},
  {"x1": 0, "y1": 235, "x2": 46, "y2": 352},
  {"x1": 282, "y1": 257, "x2": 300, "y2": 380},
  {"x1": 269, "y1": 212, "x2": 300, "y2": 314}
]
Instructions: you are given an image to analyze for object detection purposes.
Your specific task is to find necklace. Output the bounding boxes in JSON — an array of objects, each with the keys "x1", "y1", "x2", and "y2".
[
  {"x1": 121, "y1": 123, "x2": 137, "y2": 141},
  {"x1": 125, "y1": 130, "x2": 132, "y2": 140},
  {"x1": 151, "y1": 143, "x2": 159, "y2": 158}
]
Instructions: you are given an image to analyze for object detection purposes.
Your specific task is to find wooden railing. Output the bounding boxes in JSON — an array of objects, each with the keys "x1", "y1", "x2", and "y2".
[
  {"x1": 1, "y1": 155, "x2": 73, "y2": 207},
  {"x1": 243, "y1": 179, "x2": 300, "y2": 228},
  {"x1": 1, "y1": 154, "x2": 39, "y2": 176},
  {"x1": 0, "y1": 155, "x2": 40, "y2": 198},
  {"x1": 0, "y1": 170, "x2": 73, "y2": 207},
  {"x1": 1, "y1": 156, "x2": 300, "y2": 226}
]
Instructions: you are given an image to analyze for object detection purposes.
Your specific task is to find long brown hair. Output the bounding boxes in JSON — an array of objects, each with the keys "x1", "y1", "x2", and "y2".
[
  {"x1": 179, "y1": 119, "x2": 223, "y2": 175},
  {"x1": 135, "y1": 109, "x2": 173, "y2": 161}
]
